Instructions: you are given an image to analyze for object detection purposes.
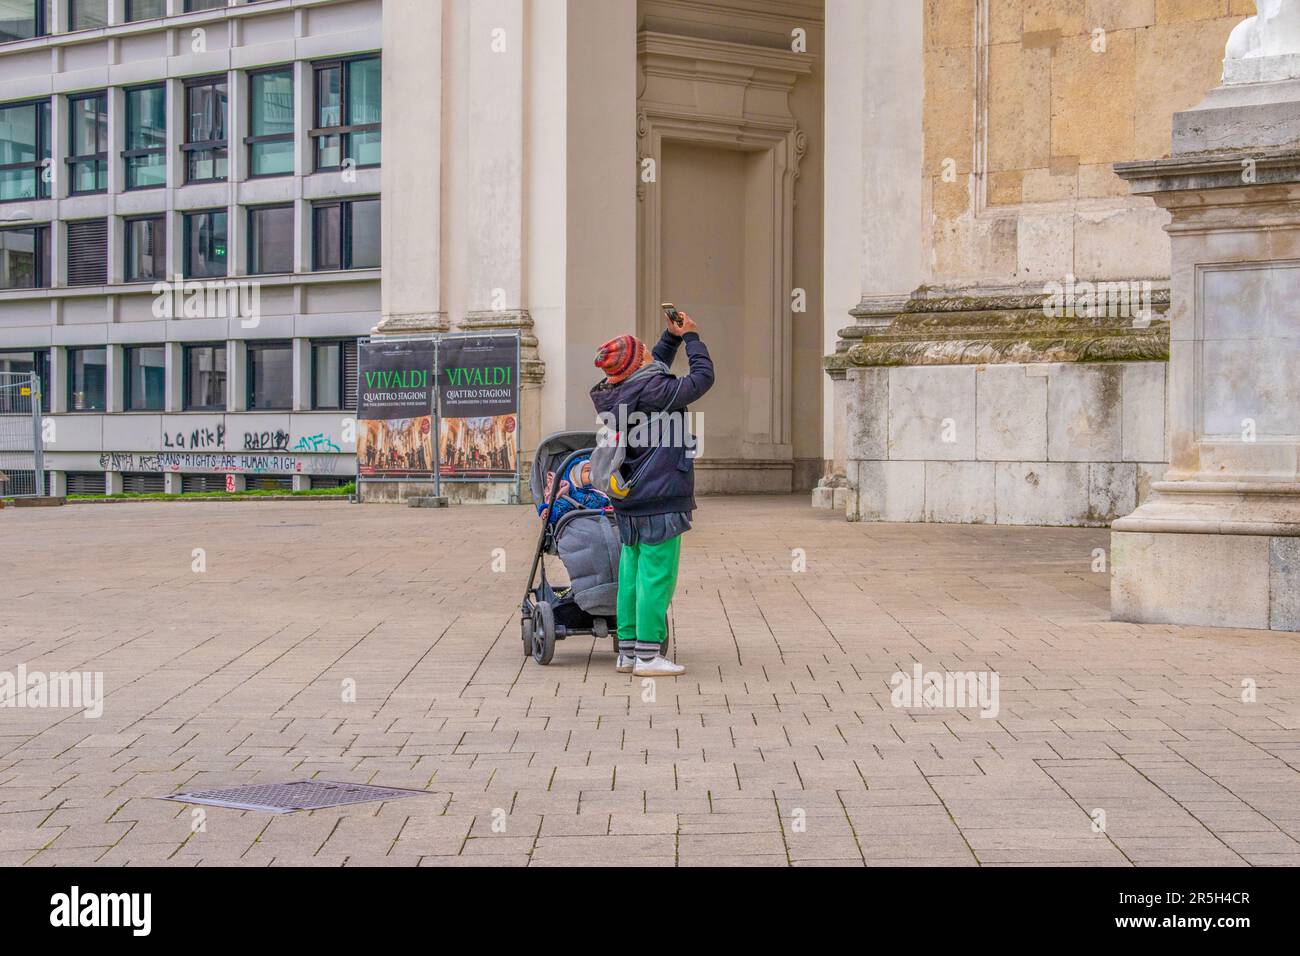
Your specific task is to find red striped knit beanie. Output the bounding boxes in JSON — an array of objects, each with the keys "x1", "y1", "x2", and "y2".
[{"x1": 594, "y1": 334, "x2": 647, "y2": 384}]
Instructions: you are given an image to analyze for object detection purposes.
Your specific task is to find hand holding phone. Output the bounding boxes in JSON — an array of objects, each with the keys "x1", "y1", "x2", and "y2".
[{"x1": 662, "y1": 302, "x2": 684, "y2": 328}]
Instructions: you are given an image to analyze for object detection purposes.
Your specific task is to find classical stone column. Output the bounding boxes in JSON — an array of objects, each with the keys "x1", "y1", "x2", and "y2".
[
  {"x1": 374, "y1": 0, "x2": 448, "y2": 337},
  {"x1": 814, "y1": 0, "x2": 923, "y2": 508},
  {"x1": 459, "y1": 0, "x2": 544, "y2": 489},
  {"x1": 1111, "y1": 0, "x2": 1300, "y2": 630}
]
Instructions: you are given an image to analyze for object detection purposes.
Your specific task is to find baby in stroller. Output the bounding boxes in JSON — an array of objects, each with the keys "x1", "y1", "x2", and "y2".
[{"x1": 537, "y1": 454, "x2": 610, "y2": 524}]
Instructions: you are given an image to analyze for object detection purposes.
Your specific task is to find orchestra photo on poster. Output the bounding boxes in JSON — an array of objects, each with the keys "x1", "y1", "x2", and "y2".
[
  {"x1": 356, "y1": 339, "x2": 437, "y2": 478},
  {"x1": 438, "y1": 335, "x2": 520, "y2": 478}
]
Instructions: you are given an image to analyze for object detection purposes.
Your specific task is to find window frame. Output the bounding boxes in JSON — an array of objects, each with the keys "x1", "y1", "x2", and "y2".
[
  {"x1": 67, "y1": 0, "x2": 108, "y2": 32},
  {"x1": 0, "y1": 1, "x2": 50, "y2": 44},
  {"x1": 181, "y1": 73, "x2": 229, "y2": 185},
  {"x1": 246, "y1": 202, "x2": 295, "y2": 276},
  {"x1": 123, "y1": 82, "x2": 167, "y2": 191},
  {"x1": 311, "y1": 196, "x2": 378, "y2": 272},
  {"x1": 125, "y1": 0, "x2": 166, "y2": 22},
  {"x1": 0, "y1": 97, "x2": 51, "y2": 204},
  {"x1": 310, "y1": 54, "x2": 381, "y2": 173},
  {"x1": 122, "y1": 343, "x2": 167, "y2": 412},
  {"x1": 66, "y1": 345, "x2": 108, "y2": 413},
  {"x1": 182, "y1": 207, "x2": 228, "y2": 279},
  {"x1": 0, "y1": 348, "x2": 51, "y2": 412},
  {"x1": 181, "y1": 342, "x2": 228, "y2": 412},
  {"x1": 0, "y1": 223, "x2": 51, "y2": 289},
  {"x1": 245, "y1": 339, "x2": 293, "y2": 411},
  {"x1": 310, "y1": 339, "x2": 346, "y2": 411},
  {"x1": 66, "y1": 90, "x2": 108, "y2": 196},
  {"x1": 123, "y1": 214, "x2": 167, "y2": 283},
  {"x1": 245, "y1": 65, "x2": 295, "y2": 179}
]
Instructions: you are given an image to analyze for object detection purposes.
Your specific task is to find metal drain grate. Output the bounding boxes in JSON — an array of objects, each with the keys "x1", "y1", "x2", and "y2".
[{"x1": 162, "y1": 780, "x2": 429, "y2": 813}]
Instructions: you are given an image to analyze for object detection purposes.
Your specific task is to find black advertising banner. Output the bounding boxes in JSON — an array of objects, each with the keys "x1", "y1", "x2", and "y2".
[
  {"x1": 438, "y1": 335, "x2": 519, "y2": 478},
  {"x1": 356, "y1": 340, "x2": 436, "y2": 477}
]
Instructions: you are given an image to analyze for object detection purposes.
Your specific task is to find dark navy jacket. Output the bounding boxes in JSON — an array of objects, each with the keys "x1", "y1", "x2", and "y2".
[{"x1": 589, "y1": 330, "x2": 715, "y2": 517}]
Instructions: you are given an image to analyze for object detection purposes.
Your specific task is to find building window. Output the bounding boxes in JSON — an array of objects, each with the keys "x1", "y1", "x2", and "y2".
[
  {"x1": 312, "y1": 55, "x2": 380, "y2": 172},
  {"x1": 247, "y1": 204, "x2": 293, "y2": 275},
  {"x1": 0, "y1": 1, "x2": 50, "y2": 43},
  {"x1": 67, "y1": 91, "x2": 108, "y2": 194},
  {"x1": 125, "y1": 0, "x2": 165, "y2": 21},
  {"x1": 124, "y1": 216, "x2": 166, "y2": 283},
  {"x1": 68, "y1": 0, "x2": 106, "y2": 30},
  {"x1": 311, "y1": 339, "x2": 356, "y2": 410},
  {"x1": 0, "y1": 349, "x2": 50, "y2": 412},
  {"x1": 0, "y1": 98, "x2": 51, "y2": 201},
  {"x1": 183, "y1": 209, "x2": 227, "y2": 278},
  {"x1": 184, "y1": 75, "x2": 228, "y2": 183},
  {"x1": 312, "y1": 197, "x2": 379, "y2": 271},
  {"x1": 0, "y1": 224, "x2": 49, "y2": 289},
  {"x1": 185, "y1": 0, "x2": 228, "y2": 10},
  {"x1": 124, "y1": 345, "x2": 166, "y2": 411},
  {"x1": 67, "y1": 346, "x2": 107, "y2": 412},
  {"x1": 246, "y1": 341, "x2": 291, "y2": 410},
  {"x1": 248, "y1": 67, "x2": 293, "y2": 177},
  {"x1": 124, "y1": 84, "x2": 166, "y2": 190},
  {"x1": 183, "y1": 344, "x2": 226, "y2": 411},
  {"x1": 66, "y1": 219, "x2": 108, "y2": 286}
]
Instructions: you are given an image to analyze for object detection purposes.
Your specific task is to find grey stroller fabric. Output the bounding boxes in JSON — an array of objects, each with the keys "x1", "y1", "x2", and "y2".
[{"x1": 552, "y1": 507, "x2": 621, "y2": 616}]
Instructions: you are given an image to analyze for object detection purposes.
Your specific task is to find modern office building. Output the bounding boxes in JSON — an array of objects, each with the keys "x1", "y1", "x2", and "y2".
[
  {"x1": 0, "y1": 0, "x2": 1259, "y2": 519},
  {"x1": 0, "y1": 0, "x2": 378, "y2": 495}
]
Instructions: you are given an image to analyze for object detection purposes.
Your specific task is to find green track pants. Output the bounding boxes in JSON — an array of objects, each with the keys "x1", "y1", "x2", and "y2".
[{"x1": 615, "y1": 536, "x2": 681, "y2": 645}]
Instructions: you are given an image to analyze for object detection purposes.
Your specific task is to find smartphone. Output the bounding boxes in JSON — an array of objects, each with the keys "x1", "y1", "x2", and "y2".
[{"x1": 661, "y1": 302, "x2": 684, "y2": 328}]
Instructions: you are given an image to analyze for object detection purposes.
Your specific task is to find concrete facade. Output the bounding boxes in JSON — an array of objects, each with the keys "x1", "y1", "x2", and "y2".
[{"x1": 0, "y1": 0, "x2": 381, "y2": 494}]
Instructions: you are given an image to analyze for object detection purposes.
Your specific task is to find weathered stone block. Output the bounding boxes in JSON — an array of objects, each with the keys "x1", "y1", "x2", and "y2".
[
  {"x1": 924, "y1": 461, "x2": 994, "y2": 523},
  {"x1": 1122, "y1": 362, "x2": 1166, "y2": 462},
  {"x1": 994, "y1": 461, "x2": 1089, "y2": 525},
  {"x1": 1050, "y1": 30, "x2": 1136, "y2": 165},
  {"x1": 850, "y1": 460, "x2": 925, "y2": 523},
  {"x1": 1269, "y1": 537, "x2": 1300, "y2": 632},
  {"x1": 887, "y1": 366, "x2": 977, "y2": 461},
  {"x1": 976, "y1": 365, "x2": 1048, "y2": 461},
  {"x1": 845, "y1": 367, "x2": 889, "y2": 460},
  {"x1": 1047, "y1": 364, "x2": 1123, "y2": 461},
  {"x1": 1088, "y1": 461, "x2": 1138, "y2": 523},
  {"x1": 1112, "y1": 531, "x2": 1271, "y2": 630}
]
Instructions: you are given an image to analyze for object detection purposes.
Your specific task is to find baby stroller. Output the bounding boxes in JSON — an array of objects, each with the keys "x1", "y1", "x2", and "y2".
[{"x1": 521, "y1": 431, "x2": 622, "y2": 664}]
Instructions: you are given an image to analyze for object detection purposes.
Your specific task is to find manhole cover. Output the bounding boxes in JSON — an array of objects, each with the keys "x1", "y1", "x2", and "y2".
[{"x1": 162, "y1": 780, "x2": 428, "y2": 813}]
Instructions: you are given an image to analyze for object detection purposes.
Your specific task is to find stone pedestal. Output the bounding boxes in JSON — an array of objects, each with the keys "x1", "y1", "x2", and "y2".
[{"x1": 1111, "y1": 28, "x2": 1300, "y2": 631}]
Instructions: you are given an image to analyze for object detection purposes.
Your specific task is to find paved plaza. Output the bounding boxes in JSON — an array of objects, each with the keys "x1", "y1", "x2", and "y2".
[{"x1": 2, "y1": 495, "x2": 1299, "y2": 867}]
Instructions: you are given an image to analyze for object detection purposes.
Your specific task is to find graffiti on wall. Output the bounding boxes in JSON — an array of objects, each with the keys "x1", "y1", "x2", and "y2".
[{"x1": 97, "y1": 452, "x2": 342, "y2": 475}]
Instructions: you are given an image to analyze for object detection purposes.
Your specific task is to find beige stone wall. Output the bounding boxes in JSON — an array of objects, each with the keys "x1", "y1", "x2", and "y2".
[{"x1": 924, "y1": 0, "x2": 1252, "y2": 288}]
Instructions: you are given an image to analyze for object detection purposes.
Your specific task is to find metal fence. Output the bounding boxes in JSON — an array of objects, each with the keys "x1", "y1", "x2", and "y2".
[{"x1": 0, "y1": 371, "x2": 44, "y2": 498}]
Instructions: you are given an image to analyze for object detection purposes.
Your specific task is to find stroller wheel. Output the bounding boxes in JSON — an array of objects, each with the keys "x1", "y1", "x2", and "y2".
[
  {"x1": 532, "y1": 603, "x2": 556, "y2": 665},
  {"x1": 592, "y1": 618, "x2": 608, "y2": 639},
  {"x1": 521, "y1": 616, "x2": 534, "y2": 657}
]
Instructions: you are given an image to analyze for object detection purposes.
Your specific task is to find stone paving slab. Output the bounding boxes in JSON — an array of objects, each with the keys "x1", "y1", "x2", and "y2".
[{"x1": 1, "y1": 495, "x2": 1299, "y2": 866}]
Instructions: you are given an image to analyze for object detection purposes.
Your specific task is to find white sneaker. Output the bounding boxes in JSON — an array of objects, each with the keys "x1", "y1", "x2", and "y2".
[
  {"x1": 615, "y1": 652, "x2": 636, "y2": 673},
  {"x1": 633, "y1": 655, "x2": 685, "y2": 677}
]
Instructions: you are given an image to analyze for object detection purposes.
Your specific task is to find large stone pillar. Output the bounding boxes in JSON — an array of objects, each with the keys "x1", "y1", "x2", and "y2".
[
  {"x1": 459, "y1": 0, "x2": 544, "y2": 489},
  {"x1": 814, "y1": 0, "x2": 923, "y2": 508},
  {"x1": 1111, "y1": 1, "x2": 1300, "y2": 631},
  {"x1": 375, "y1": 0, "x2": 448, "y2": 336}
]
